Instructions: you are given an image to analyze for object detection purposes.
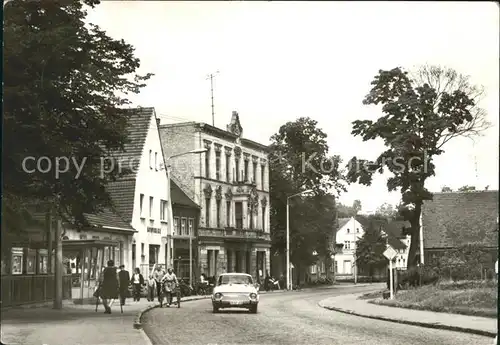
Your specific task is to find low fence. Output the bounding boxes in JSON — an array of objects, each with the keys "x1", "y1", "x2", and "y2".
[{"x1": 1, "y1": 274, "x2": 72, "y2": 307}]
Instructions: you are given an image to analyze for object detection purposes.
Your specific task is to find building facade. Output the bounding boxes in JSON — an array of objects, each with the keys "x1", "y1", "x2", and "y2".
[
  {"x1": 159, "y1": 111, "x2": 271, "y2": 282},
  {"x1": 171, "y1": 178, "x2": 200, "y2": 282},
  {"x1": 107, "y1": 107, "x2": 174, "y2": 276},
  {"x1": 334, "y1": 217, "x2": 364, "y2": 275}
]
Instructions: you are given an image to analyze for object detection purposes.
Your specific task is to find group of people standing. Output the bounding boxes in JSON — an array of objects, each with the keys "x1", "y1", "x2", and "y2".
[{"x1": 96, "y1": 260, "x2": 178, "y2": 314}]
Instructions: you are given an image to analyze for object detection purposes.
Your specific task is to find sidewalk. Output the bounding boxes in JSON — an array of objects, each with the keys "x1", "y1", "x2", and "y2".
[
  {"x1": 1, "y1": 295, "x2": 208, "y2": 345},
  {"x1": 318, "y1": 292, "x2": 497, "y2": 338}
]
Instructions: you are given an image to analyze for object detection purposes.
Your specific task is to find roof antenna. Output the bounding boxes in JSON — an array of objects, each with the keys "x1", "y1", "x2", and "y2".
[{"x1": 206, "y1": 71, "x2": 219, "y2": 126}]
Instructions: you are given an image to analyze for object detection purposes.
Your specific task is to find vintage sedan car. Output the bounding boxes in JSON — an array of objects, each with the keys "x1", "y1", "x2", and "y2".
[{"x1": 211, "y1": 273, "x2": 259, "y2": 313}]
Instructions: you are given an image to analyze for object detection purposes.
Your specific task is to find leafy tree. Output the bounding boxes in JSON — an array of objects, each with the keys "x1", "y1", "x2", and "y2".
[
  {"x1": 441, "y1": 186, "x2": 453, "y2": 192},
  {"x1": 3, "y1": 0, "x2": 153, "y2": 229},
  {"x1": 355, "y1": 220, "x2": 387, "y2": 279},
  {"x1": 375, "y1": 202, "x2": 397, "y2": 218},
  {"x1": 269, "y1": 118, "x2": 345, "y2": 282},
  {"x1": 347, "y1": 65, "x2": 490, "y2": 269},
  {"x1": 352, "y1": 199, "x2": 362, "y2": 215},
  {"x1": 337, "y1": 200, "x2": 361, "y2": 218},
  {"x1": 458, "y1": 185, "x2": 476, "y2": 192}
]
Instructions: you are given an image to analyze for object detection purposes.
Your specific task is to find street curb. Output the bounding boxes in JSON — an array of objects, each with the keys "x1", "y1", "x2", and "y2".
[
  {"x1": 318, "y1": 300, "x2": 497, "y2": 338},
  {"x1": 133, "y1": 296, "x2": 209, "y2": 330}
]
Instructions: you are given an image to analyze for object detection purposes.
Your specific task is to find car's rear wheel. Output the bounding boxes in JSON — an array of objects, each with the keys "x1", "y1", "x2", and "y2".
[
  {"x1": 249, "y1": 305, "x2": 257, "y2": 314},
  {"x1": 212, "y1": 305, "x2": 219, "y2": 313}
]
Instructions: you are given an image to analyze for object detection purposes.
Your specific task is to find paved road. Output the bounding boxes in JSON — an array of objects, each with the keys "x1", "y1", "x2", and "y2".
[{"x1": 142, "y1": 285, "x2": 493, "y2": 345}]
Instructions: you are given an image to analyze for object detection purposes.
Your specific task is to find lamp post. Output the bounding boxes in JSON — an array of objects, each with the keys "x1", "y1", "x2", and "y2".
[
  {"x1": 286, "y1": 189, "x2": 313, "y2": 291},
  {"x1": 166, "y1": 148, "x2": 207, "y2": 287}
]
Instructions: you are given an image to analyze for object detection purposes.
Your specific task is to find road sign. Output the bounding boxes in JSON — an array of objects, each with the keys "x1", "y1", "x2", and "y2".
[{"x1": 383, "y1": 246, "x2": 397, "y2": 261}]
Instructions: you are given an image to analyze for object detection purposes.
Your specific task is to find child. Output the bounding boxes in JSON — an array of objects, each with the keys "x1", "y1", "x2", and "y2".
[{"x1": 147, "y1": 275, "x2": 156, "y2": 302}]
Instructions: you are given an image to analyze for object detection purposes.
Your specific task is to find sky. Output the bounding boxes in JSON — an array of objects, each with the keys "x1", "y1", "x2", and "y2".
[{"x1": 86, "y1": 1, "x2": 499, "y2": 213}]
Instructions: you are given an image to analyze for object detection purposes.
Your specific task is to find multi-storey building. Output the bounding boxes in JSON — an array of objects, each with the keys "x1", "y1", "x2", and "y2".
[
  {"x1": 159, "y1": 111, "x2": 271, "y2": 281},
  {"x1": 107, "y1": 107, "x2": 174, "y2": 275}
]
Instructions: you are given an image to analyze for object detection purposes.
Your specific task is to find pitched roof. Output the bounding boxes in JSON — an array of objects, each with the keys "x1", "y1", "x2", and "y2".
[
  {"x1": 27, "y1": 207, "x2": 134, "y2": 233},
  {"x1": 82, "y1": 208, "x2": 135, "y2": 232},
  {"x1": 355, "y1": 215, "x2": 408, "y2": 250},
  {"x1": 171, "y1": 179, "x2": 200, "y2": 209},
  {"x1": 106, "y1": 107, "x2": 158, "y2": 221},
  {"x1": 337, "y1": 217, "x2": 350, "y2": 230},
  {"x1": 110, "y1": 107, "x2": 155, "y2": 179},
  {"x1": 107, "y1": 179, "x2": 136, "y2": 222},
  {"x1": 422, "y1": 190, "x2": 498, "y2": 249}
]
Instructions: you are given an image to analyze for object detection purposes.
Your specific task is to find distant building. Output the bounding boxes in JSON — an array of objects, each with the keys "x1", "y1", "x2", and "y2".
[
  {"x1": 421, "y1": 190, "x2": 498, "y2": 265},
  {"x1": 159, "y1": 111, "x2": 271, "y2": 281},
  {"x1": 170, "y1": 177, "x2": 200, "y2": 282}
]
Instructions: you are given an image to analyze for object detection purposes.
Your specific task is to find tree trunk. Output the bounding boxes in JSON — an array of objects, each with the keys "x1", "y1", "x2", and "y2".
[{"x1": 407, "y1": 202, "x2": 422, "y2": 269}]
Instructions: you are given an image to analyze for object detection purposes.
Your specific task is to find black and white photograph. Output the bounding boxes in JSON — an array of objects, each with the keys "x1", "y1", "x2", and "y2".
[{"x1": 1, "y1": 1, "x2": 498, "y2": 345}]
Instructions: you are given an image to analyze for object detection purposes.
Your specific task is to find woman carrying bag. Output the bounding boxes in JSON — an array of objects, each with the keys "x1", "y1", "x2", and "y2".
[{"x1": 96, "y1": 260, "x2": 120, "y2": 314}]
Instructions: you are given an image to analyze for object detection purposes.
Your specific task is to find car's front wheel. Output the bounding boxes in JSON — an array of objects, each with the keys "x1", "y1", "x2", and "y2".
[
  {"x1": 212, "y1": 305, "x2": 219, "y2": 313},
  {"x1": 249, "y1": 305, "x2": 257, "y2": 314}
]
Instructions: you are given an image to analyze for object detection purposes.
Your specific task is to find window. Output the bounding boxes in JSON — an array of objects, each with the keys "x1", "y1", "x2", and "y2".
[
  {"x1": 216, "y1": 200, "x2": 221, "y2": 228},
  {"x1": 310, "y1": 265, "x2": 316, "y2": 274},
  {"x1": 244, "y1": 160, "x2": 249, "y2": 181},
  {"x1": 149, "y1": 245, "x2": 160, "y2": 265},
  {"x1": 253, "y1": 162, "x2": 257, "y2": 183},
  {"x1": 356, "y1": 228, "x2": 359, "y2": 233},
  {"x1": 262, "y1": 206, "x2": 266, "y2": 231},
  {"x1": 235, "y1": 158, "x2": 240, "y2": 181},
  {"x1": 140, "y1": 194, "x2": 145, "y2": 217},
  {"x1": 226, "y1": 155, "x2": 231, "y2": 181},
  {"x1": 141, "y1": 243, "x2": 145, "y2": 256},
  {"x1": 205, "y1": 198, "x2": 211, "y2": 227},
  {"x1": 321, "y1": 262, "x2": 325, "y2": 273},
  {"x1": 205, "y1": 149, "x2": 210, "y2": 178},
  {"x1": 188, "y1": 218, "x2": 194, "y2": 236},
  {"x1": 215, "y1": 151, "x2": 221, "y2": 180},
  {"x1": 160, "y1": 200, "x2": 167, "y2": 221},
  {"x1": 155, "y1": 152, "x2": 158, "y2": 171},
  {"x1": 235, "y1": 202, "x2": 243, "y2": 229},
  {"x1": 149, "y1": 150, "x2": 152, "y2": 169},
  {"x1": 79, "y1": 234, "x2": 87, "y2": 240},
  {"x1": 226, "y1": 201, "x2": 231, "y2": 226},
  {"x1": 346, "y1": 228, "x2": 350, "y2": 234},
  {"x1": 174, "y1": 217, "x2": 180, "y2": 234},
  {"x1": 261, "y1": 165, "x2": 265, "y2": 189},
  {"x1": 149, "y1": 197, "x2": 154, "y2": 218},
  {"x1": 344, "y1": 241, "x2": 350, "y2": 250},
  {"x1": 181, "y1": 218, "x2": 187, "y2": 236}
]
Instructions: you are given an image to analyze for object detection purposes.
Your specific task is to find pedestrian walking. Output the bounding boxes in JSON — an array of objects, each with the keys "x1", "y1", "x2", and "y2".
[
  {"x1": 161, "y1": 267, "x2": 179, "y2": 307},
  {"x1": 147, "y1": 275, "x2": 156, "y2": 301},
  {"x1": 118, "y1": 265, "x2": 130, "y2": 306},
  {"x1": 131, "y1": 267, "x2": 145, "y2": 301},
  {"x1": 153, "y1": 265, "x2": 166, "y2": 304},
  {"x1": 98, "y1": 260, "x2": 120, "y2": 314}
]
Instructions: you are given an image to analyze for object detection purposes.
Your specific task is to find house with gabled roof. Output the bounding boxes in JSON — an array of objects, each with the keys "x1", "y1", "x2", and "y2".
[
  {"x1": 421, "y1": 190, "x2": 498, "y2": 266},
  {"x1": 104, "y1": 107, "x2": 173, "y2": 275}
]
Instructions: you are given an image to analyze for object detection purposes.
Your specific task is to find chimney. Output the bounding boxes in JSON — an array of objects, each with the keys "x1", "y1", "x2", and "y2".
[{"x1": 156, "y1": 118, "x2": 161, "y2": 126}]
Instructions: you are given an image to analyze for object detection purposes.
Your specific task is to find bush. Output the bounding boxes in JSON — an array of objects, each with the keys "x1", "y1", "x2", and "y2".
[
  {"x1": 395, "y1": 266, "x2": 439, "y2": 290},
  {"x1": 437, "y1": 280, "x2": 498, "y2": 291}
]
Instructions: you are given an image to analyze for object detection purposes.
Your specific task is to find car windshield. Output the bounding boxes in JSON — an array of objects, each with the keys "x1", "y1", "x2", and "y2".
[{"x1": 218, "y1": 275, "x2": 253, "y2": 285}]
